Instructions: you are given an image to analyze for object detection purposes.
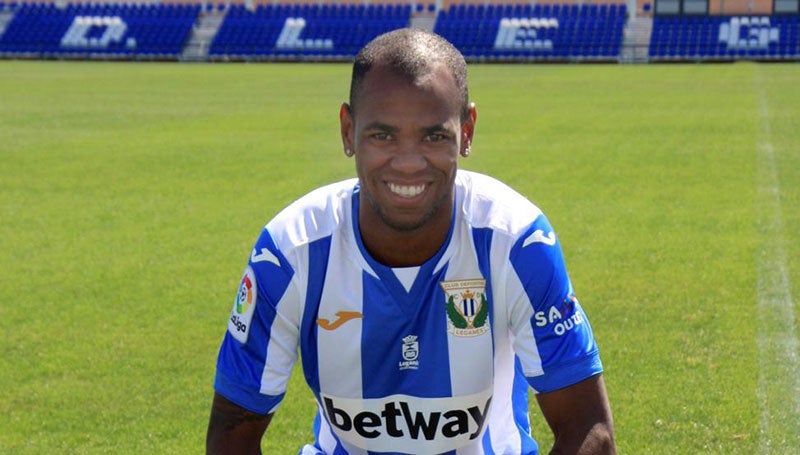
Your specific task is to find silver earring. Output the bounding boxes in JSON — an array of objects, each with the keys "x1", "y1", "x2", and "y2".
[
  {"x1": 345, "y1": 148, "x2": 354, "y2": 157},
  {"x1": 461, "y1": 147, "x2": 471, "y2": 157}
]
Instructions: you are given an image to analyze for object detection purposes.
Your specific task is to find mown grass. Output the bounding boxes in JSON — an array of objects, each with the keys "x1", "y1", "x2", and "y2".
[{"x1": 0, "y1": 60, "x2": 797, "y2": 453}]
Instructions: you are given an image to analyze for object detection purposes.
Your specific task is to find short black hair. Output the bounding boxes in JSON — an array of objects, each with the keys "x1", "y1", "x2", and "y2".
[{"x1": 349, "y1": 28, "x2": 469, "y2": 120}]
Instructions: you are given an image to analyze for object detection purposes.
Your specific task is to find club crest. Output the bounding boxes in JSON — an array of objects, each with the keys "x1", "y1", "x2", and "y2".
[
  {"x1": 399, "y1": 335, "x2": 420, "y2": 371},
  {"x1": 440, "y1": 279, "x2": 490, "y2": 337}
]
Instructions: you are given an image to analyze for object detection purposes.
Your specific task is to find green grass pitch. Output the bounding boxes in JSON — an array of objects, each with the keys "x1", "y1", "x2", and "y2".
[{"x1": 1, "y1": 60, "x2": 798, "y2": 453}]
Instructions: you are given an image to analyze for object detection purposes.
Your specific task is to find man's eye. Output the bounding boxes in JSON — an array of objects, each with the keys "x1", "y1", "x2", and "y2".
[
  {"x1": 425, "y1": 134, "x2": 446, "y2": 142},
  {"x1": 372, "y1": 133, "x2": 391, "y2": 141}
]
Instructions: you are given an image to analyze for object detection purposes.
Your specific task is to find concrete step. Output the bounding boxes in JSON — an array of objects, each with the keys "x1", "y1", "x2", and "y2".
[
  {"x1": 0, "y1": 11, "x2": 15, "y2": 39},
  {"x1": 181, "y1": 11, "x2": 226, "y2": 61},
  {"x1": 621, "y1": 17, "x2": 653, "y2": 64}
]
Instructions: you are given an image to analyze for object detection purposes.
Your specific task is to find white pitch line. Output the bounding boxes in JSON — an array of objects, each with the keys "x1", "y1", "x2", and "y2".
[{"x1": 754, "y1": 69, "x2": 800, "y2": 453}]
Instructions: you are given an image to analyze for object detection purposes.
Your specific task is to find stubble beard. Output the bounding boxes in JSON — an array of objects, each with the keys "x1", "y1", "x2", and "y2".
[{"x1": 362, "y1": 189, "x2": 451, "y2": 233}]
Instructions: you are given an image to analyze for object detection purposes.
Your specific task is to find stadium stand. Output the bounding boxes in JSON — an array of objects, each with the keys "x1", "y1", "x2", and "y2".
[
  {"x1": 0, "y1": 2, "x2": 200, "y2": 59},
  {"x1": 649, "y1": 14, "x2": 800, "y2": 60},
  {"x1": 434, "y1": 3, "x2": 627, "y2": 61},
  {"x1": 0, "y1": 1, "x2": 797, "y2": 62},
  {"x1": 208, "y1": 3, "x2": 412, "y2": 60}
]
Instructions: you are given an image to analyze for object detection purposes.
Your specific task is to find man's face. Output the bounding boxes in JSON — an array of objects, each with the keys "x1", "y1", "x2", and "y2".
[{"x1": 341, "y1": 64, "x2": 475, "y2": 233}]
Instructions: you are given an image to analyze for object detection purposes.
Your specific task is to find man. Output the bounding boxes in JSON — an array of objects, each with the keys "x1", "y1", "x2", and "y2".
[{"x1": 207, "y1": 29, "x2": 615, "y2": 454}]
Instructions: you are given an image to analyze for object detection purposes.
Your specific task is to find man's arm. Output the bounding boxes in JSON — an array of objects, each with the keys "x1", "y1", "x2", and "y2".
[
  {"x1": 535, "y1": 374, "x2": 616, "y2": 455},
  {"x1": 206, "y1": 392, "x2": 273, "y2": 455}
]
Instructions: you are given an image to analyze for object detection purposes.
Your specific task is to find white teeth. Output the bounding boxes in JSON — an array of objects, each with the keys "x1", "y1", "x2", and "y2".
[{"x1": 388, "y1": 182, "x2": 425, "y2": 198}]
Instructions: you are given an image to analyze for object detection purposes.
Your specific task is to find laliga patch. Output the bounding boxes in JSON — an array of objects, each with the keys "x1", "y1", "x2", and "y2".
[{"x1": 228, "y1": 266, "x2": 257, "y2": 343}]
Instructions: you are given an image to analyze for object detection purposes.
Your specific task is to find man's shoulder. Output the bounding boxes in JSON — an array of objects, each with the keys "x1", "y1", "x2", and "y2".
[
  {"x1": 265, "y1": 178, "x2": 358, "y2": 249},
  {"x1": 293, "y1": 178, "x2": 359, "y2": 209},
  {"x1": 456, "y1": 170, "x2": 543, "y2": 236}
]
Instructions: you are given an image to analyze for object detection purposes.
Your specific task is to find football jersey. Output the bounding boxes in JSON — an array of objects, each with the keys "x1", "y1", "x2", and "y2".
[{"x1": 214, "y1": 170, "x2": 603, "y2": 454}]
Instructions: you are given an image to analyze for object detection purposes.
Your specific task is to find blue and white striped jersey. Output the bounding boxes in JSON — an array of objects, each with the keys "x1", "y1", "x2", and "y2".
[{"x1": 214, "y1": 170, "x2": 603, "y2": 454}]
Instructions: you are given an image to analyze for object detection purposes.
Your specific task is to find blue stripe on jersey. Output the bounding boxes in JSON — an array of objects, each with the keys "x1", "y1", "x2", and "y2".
[
  {"x1": 312, "y1": 412, "x2": 321, "y2": 445},
  {"x1": 512, "y1": 358, "x2": 539, "y2": 454},
  {"x1": 213, "y1": 366, "x2": 285, "y2": 414},
  {"x1": 476, "y1": 226, "x2": 541, "y2": 454},
  {"x1": 214, "y1": 228, "x2": 295, "y2": 414},
  {"x1": 511, "y1": 359, "x2": 531, "y2": 435},
  {"x1": 307, "y1": 415, "x2": 350, "y2": 455},
  {"x1": 300, "y1": 236, "x2": 332, "y2": 395},
  {"x1": 352, "y1": 190, "x2": 455, "y2": 399},
  {"x1": 482, "y1": 427, "x2": 494, "y2": 454},
  {"x1": 470, "y1": 227, "x2": 494, "y2": 281},
  {"x1": 510, "y1": 215, "x2": 602, "y2": 393},
  {"x1": 307, "y1": 413, "x2": 349, "y2": 455},
  {"x1": 470, "y1": 226, "x2": 495, "y2": 338},
  {"x1": 360, "y1": 263, "x2": 453, "y2": 399},
  {"x1": 350, "y1": 189, "x2": 455, "y2": 307},
  {"x1": 302, "y1": 236, "x2": 350, "y2": 454}
]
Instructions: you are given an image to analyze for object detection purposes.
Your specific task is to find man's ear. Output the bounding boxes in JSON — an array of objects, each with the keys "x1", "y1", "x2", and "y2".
[
  {"x1": 340, "y1": 103, "x2": 354, "y2": 156},
  {"x1": 462, "y1": 102, "x2": 477, "y2": 151}
]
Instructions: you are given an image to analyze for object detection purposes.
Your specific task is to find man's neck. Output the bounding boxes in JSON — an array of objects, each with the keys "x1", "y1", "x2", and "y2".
[{"x1": 358, "y1": 208, "x2": 452, "y2": 268}]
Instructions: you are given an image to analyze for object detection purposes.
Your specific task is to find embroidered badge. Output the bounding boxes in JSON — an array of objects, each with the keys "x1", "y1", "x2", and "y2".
[
  {"x1": 440, "y1": 279, "x2": 490, "y2": 337},
  {"x1": 399, "y1": 335, "x2": 420, "y2": 370}
]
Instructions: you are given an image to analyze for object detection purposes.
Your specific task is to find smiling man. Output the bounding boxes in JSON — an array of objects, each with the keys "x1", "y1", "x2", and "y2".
[{"x1": 207, "y1": 29, "x2": 615, "y2": 455}]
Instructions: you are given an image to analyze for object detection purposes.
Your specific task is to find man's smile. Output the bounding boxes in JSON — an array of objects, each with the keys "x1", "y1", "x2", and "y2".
[{"x1": 387, "y1": 182, "x2": 427, "y2": 198}]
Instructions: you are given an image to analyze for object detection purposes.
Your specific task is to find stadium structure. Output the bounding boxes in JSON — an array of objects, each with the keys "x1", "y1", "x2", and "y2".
[{"x1": 0, "y1": 0, "x2": 797, "y2": 62}]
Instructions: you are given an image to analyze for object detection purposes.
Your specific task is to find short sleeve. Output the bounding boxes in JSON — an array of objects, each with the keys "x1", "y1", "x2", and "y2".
[
  {"x1": 213, "y1": 227, "x2": 299, "y2": 414},
  {"x1": 507, "y1": 214, "x2": 603, "y2": 393}
]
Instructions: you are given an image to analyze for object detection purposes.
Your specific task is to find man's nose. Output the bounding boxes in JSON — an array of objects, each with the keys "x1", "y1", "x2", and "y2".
[{"x1": 389, "y1": 141, "x2": 427, "y2": 173}]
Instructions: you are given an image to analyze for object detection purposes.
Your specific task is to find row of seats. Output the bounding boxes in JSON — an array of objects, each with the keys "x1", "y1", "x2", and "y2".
[
  {"x1": 209, "y1": 4, "x2": 411, "y2": 58},
  {"x1": 226, "y1": 3, "x2": 413, "y2": 19},
  {"x1": 444, "y1": 3, "x2": 626, "y2": 19},
  {"x1": 5, "y1": 3, "x2": 199, "y2": 16},
  {"x1": 436, "y1": 3, "x2": 627, "y2": 60},
  {"x1": 0, "y1": 3, "x2": 199, "y2": 57},
  {"x1": 650, "y1": 15, "x2": 800, "y2": 59}
]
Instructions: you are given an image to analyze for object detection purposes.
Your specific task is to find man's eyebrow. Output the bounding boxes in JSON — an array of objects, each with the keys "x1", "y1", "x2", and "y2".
[
  {"x1": 363, "y1": 121, "x2": 398, "y2": 132},
  {"x1": 421, "y1": 124, "x2": 453, "y2": 135},
  {"x1": 362, "y1": 122, "x2": 453, "y2": 135}
]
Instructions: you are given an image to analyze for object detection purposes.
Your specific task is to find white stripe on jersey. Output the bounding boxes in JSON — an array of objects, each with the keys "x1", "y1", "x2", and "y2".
[
  {"x1": 317, "y1": 236, "x2": 366, "y2": 398},
  {"x1": 314, "y1": 399, "x2": 356, "y2": 454},
  {"x1": 504, "y1": 267, "x2": 544, "y2": 381},
  {"x1": 444, "y1": 220, "x2": 495, "y2": 396},
  {"x1": 259, "y1": 246, "x2": 306, "y2": 398}
]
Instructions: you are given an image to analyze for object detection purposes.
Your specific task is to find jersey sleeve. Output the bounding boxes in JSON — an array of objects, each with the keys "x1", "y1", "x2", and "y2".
[
  {"x1": 213, "y1": 227, "x2": 300, "y2": 415},
  {"x1": 507, "y1": 214, "x2": 603, "y2": 394}
]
